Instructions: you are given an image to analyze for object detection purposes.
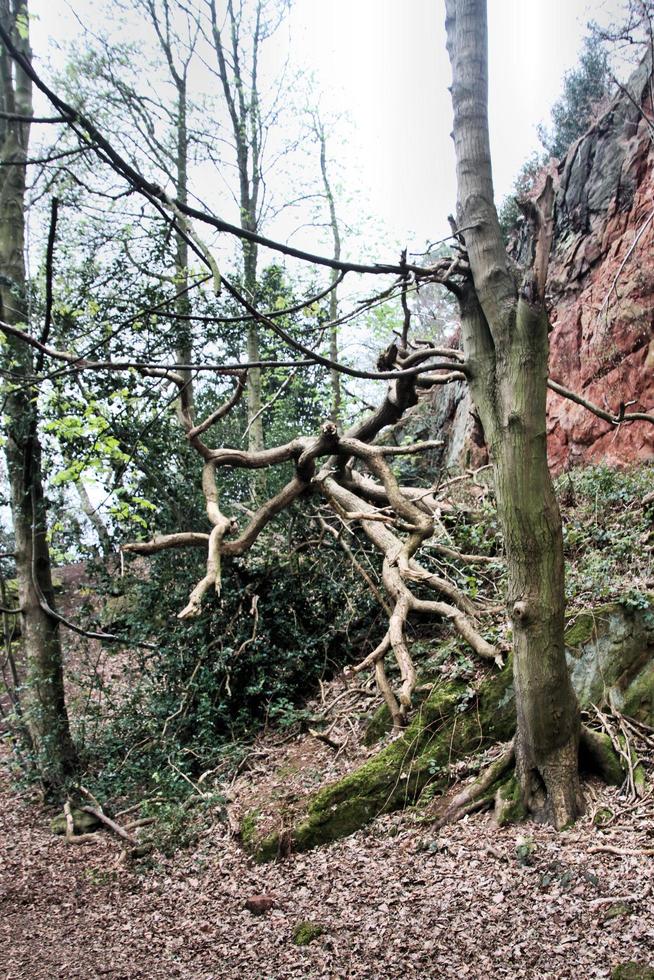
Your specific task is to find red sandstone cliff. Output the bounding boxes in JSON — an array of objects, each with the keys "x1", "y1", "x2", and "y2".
[{"x1": 545, "y1": 58, "x2": 654, "y2": 470}]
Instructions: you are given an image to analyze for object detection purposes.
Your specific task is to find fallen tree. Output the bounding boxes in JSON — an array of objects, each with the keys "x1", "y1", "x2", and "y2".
[{"x1": 1, "y1": 0, "x2": 653, "y2": 825}]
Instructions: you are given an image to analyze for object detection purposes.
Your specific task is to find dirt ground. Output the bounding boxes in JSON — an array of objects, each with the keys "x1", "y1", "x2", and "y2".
[{"x1": 1, "y1": 736, "x2": 653, "y2": 980}]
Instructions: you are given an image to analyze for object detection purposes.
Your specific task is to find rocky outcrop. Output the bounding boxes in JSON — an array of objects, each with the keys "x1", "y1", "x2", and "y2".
[
  {"x1": 428, "y1": 60, "x2": 654, "y2": 474},
  {"x1": 241, "y1": 597, "x2": 654, "y2": 860},
  {"x1": 545, "y1": 57, "x2": 654, "y2": 470}
]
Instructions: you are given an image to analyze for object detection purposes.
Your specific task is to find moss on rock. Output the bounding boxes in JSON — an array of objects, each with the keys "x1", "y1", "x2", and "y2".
[
  {"x1": 51, "y1": 807, "x2": 100, "y2": 836},
  {"x1": 622, "y1": 660, "x2": 654, "y2": 724},
  {"x1": 566, "y1": 598, "x2": 654, "y2": 725},
  {"x1": 292, "y1": 921, "x2": 325, "y2": 945},
  {"x1": 579, "y1": 728, "x2": 624, "y2": 786},
  {"x1": 245, "y1": 664, "x2": 516, "y2": 860}
]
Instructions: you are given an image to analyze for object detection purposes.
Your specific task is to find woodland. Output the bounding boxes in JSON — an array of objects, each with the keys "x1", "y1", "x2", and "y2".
[{"x1": 0, "y1": 0, "x2": 653, "y2": 977}]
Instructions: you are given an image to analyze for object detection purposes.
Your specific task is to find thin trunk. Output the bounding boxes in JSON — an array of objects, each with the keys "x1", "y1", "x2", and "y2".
[
  {"x1": 0, "y1": 0, "x2": 76, "y2": 787},
  {"x1": 317, "y1": 123, "x2": 342, "y2": 425},
  {"x1": 174, "y1": 75, "x2": 193, "y2": 408},
  {"x1": 143, "y1": 0, "x2": 195, "y2": 409},
  {"x1": 210, "y1": 0, "x2": 266, "y2": 491},
  {"x1": 243, "y1": 240, "x2": 263, "y2": 455},
  {"x1": 446, "y1": 0, "x2": 581, "y2": 826},
  {"x1": 75, "y1": 481, "x2": 113, "y2": 556}
]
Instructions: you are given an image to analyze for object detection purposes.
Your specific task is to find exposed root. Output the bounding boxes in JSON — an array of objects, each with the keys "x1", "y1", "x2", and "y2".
[
  {"x1": 433, "y1": 740, "x2": 515, "y2": 828},
  {"x1": 591, "y1": 705, "x2": 651, "y2": 801},
  {"x1": 126, "y1": 350, "x2": 503, "y2": 728},
  {"x1": 63, "y1": 801, "x2": 97, "y2": 845}
]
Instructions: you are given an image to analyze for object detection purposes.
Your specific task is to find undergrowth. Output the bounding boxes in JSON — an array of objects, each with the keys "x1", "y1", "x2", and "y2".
[{"x1": 557, "y1": 463, "x2": 653, "y2": 608}]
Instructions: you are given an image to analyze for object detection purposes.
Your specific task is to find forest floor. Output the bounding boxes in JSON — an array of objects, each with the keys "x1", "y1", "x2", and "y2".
[{"x1": 2, "y1": 732, "x2": 654, "y2": 980}]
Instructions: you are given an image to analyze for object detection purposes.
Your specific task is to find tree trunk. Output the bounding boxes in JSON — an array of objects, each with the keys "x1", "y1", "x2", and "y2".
[
  {"x1": 446, "y1": 0, "x2": 581, "y2": 826},
  {"x1": 316, "y1": 121, "x2": 342, "y2": 424},
  {"x1": 486, "y1": 301, "x2": 581, "y2": 825},
  {"x1": 209, "y1": 0, "x2": 266, "y2": 492},
  {"x1": 174, "y1": 74, "x2": 193, "y2": 410},
  {"x1": 243, "y1": 240, "x2": 264, "y2": 457},
  {"x1": 0, "y1": 0, "x2": 76, "y2": 788}
]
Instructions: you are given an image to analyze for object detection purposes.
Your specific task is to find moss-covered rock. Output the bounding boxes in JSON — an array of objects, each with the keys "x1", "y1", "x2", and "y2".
[
  {"x1": 292, "y1": 921, "x2": 325, "y2": 945},
  {"x1": 51, "y1": 807, "x2": 100, "y2": 836},
  {"x1": 565, "y1": 598, "x2": 654, "y2": 725},
  {"x1": 579, "y1": 729, "x2": 624, "y2": 786},
  {"x1": 245, "y1": 664, "x2": 516, "y2": 860},
  {"x1": 612, "y1": 963, "x2": 654, "y2": 980}
]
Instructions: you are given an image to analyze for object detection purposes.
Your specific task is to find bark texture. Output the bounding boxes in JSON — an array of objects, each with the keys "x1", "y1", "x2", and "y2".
[
  {"x1": 445, "y1": 0, "x2": 582, "y2": 826},
  {"x1": 0, "y1": 0, "x2": 76, "y2": 787}
]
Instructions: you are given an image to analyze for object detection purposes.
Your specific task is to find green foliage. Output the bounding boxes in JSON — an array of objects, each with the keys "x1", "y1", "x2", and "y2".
[
  {"x1": 557, "y1": 464, "x2": 653, "y2": 606},
  {"x1": 497, "y1": 153, "x2": 545, "y2": 240},
  {"x1": 142, "y1": 795, "x2": 225, "y2": 857},
  {"x1": 292, "y1": 921, "x2": 325, "y2": 945},
  {"x1": 77, "y1": 514, "x2": 379, "y2": 806},
  {"x1": 539, "y1": 35, "x2": 611, "y2": 158}
]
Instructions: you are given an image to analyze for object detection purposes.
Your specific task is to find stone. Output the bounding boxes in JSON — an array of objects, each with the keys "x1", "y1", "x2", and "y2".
[
  {"x1": 51, "y1": 807, "x2": 100, "y2": 836},
  {"x1": 244, "y1": 894, "x2": 276, "y2": 915}
]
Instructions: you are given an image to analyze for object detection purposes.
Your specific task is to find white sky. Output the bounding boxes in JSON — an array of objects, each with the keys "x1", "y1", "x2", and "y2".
[
  {"x1": 287, "y1": 0, "x2": 606, "y2": 246},
  {"x1": 30, "y1": 0, "x2": 624, "y2": 258}
]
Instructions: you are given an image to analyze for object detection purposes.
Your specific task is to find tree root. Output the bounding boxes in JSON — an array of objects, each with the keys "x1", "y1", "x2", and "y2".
[
  {"x1": 589, "y1": 845, "x2": 654, "y2": 857},
  {"x1": 432, "y1": 740, "x2": 515, "y2": 828}
]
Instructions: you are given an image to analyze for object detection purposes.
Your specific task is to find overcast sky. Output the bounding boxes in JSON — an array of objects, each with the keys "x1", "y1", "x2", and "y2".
[
  {"x1": 31, "y1": 0, "x2": 624, "y2": 257},
  {"x1": 287, "y1": 0, "x2": 609, "y2": 245}
]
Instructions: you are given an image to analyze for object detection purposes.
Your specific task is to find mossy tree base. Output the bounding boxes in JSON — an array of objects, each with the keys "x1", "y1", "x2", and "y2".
[
  {"x1": 244, "y1": 664, "x2": 516, "y2": 861},
  {"x1": 241, "y1": 599, "x2": 651, "y2": 860}
]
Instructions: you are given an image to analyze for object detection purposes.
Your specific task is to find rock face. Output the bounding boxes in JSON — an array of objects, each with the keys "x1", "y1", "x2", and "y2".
[
  {"x1": 565, "y1": 599, "x2": 654, "y2": 724},
  {"x1": 545, "y1": 57, "x2": 654, "y2": 471},
  {"x1": 429, "y1": 59, "x2": 654, "y2": 474}
]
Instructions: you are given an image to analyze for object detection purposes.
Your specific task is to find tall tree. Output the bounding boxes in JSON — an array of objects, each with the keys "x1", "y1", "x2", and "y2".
[
  {"x1": 539, "y1": 35, "x2": 611, "y2": 158},
  {"x1": 445, "y1": 0, "x2": 582, "y2": 826},
  {"x1": 139, "y1": 0, "x2": 199, "y2": 405},
  {"x1": 312, "y1": 114, "x2": 342, "y2": 425},
  {"x1": 0, "y1": 0, "x2": 77, "y2": 788},
  {"x1": 208, "y1": 0, "x2": 285, "y2": 467},
  {"x1": 4, "y1": 0, "x2": 646, "y2": 828}
]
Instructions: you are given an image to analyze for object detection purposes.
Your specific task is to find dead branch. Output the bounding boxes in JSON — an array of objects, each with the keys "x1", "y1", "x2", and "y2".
[
  {"x1": 549, "y1": 380, "x2": 654, "y2": 427},
  {"x1": 63, "y1": 801, "x2": 97, "y2": 845},
  {"x1": 122, "y1": 329, "x2": 500, "y2": 724},
  {"x1": 589, "y1": 845, "x2": 654, "y2": 857},
  {"x1": 588, "y1": 887, "x2": 651, "y2": 907},
  {"x1": 79, "y1": 805, "x2": 137, "y2": 845}
]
